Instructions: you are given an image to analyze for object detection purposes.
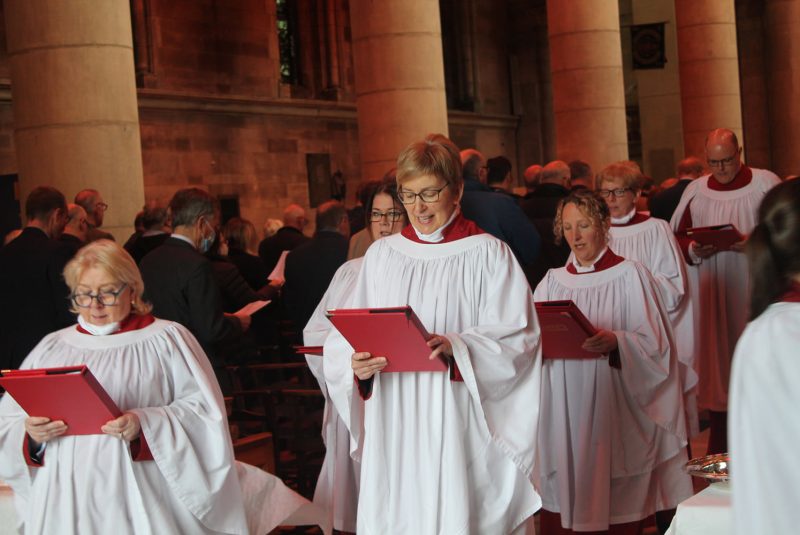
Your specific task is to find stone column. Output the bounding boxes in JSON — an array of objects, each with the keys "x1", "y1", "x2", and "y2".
[
  {"x1": 547, "y1": 0, "x2": 628, "y2": 171},
  {"x1": 764, "y1": 0, "x2": 800, "y2": 176},
  {"x1": 675, "y1": 0, "x2": 743, "y2": 159},
  {"x1": 4, "y1": 0, "x2": 145, "y2": 240},
  {"x1": 349, "y1": 0, "x2": 449, "y2": 181}
]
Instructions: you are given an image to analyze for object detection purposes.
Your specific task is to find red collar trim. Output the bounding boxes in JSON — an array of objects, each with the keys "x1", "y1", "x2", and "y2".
[
  {"x1": 708, "y1": 165, "x2": 752, "y2": 191},
  {"x1": 401, "y1": 214, "x2": 485, "y2": 244},
  {"x1": 566, "y1": 248, "x2": 625, "y2": 274},
  {"x1": 611, "y1": 212, "x2": 650, "y2": 227},
  {"x1": 76, "y1": 313, "x2": 155, "y2": 335},
  {"x1": 780, "y1": 281, "x2": 800, "y2": 303}
]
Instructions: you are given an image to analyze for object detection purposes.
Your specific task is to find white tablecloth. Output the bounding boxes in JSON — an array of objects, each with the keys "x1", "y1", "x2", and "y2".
[
  {"x1": 0, "y1": 482, "x2": 18, "y2": 535},
  {"x1": 665, "y1": 482, "x2": 732, "y2": 535}
]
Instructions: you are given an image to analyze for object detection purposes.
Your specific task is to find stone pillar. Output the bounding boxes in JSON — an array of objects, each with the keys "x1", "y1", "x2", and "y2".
[
  {"x1": 4, "y1": 0, "x2": 145, "y2": 240},
  {"x1": 675, "y1": 0, "x2": 743, "y2": 159},
  {"x1": 764, "y1": 0, "x2": 800, "y2": 176},
  {"x1": 349, "y1": 0, "x2": 449, "y2": 181},
  {"x1": 547, "y1": 0, "x2": 628, "y2": 171}
]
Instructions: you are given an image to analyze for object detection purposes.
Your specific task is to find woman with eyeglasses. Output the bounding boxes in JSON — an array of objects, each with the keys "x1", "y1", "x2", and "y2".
[
  {"x1": 534, "y1": 190, "x2": 692, "y2": 535},
  {"x1": 591, "y1": 163, "x2": 700, "y2": 442},
  {"x1": 0, "y1": 240, "x2": 312, "y2": 534},
  {"x1": 301, "y1": 175, "x2": 407, "y2": 533},
  {"x1": 322, "y1": 134, "x2": 542, "y2": 534}
]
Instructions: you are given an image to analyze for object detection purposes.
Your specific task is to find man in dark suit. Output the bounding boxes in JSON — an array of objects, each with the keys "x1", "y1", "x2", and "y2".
[
  {"x1": 257, "y1": 203, "x2": 310, "y2": 274},
  {"x1": 75, "y1": 188, "x2": 114, "y2": 242},
  {"x1": 520, "y1": 160, "x2": 572, "y2": 285},
  {"x1": 125, "y1": 202, "x2": 170, "y2": 264},
  {"x1": 649, "y1": 156, "x2": 705, "y2": 222},
  {"x1": 57, "y1": 203, "x2": 89, "y2": 259},
  {"x1": 569, "y1": 159, "x2": 594, "y2": 191},
  {"x1": 0, "y1": 186, "x2": 73, "y2": 369},
  {"x1": 139, "y1": 188, "x2": 248, "y2": 378},
  {"x1": 283, "y1": 200, "x2": 349, "y2": 330}
]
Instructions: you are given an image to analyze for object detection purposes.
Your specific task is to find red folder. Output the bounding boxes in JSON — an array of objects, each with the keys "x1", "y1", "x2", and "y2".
[
  {"x1": 295, "y1": 345, "x2": 323, "y2": 356},
  {"x1": 682, "y1": 224, "x2": 744, "y2": 251},
  {"x1": 535, "y1": 300, "x2": 600, "y2": 360},
  {"x1": 326, "y1": 306, "x2": 448, "y2": 373},
  {"x1": 0, "y1": 365, "x2": 121, "y2": 435}
]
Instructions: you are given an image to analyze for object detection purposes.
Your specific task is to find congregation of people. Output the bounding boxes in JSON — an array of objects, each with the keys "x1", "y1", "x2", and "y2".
[{"x1": 0, "y1": 126, "x2": 798, "y2": 534}]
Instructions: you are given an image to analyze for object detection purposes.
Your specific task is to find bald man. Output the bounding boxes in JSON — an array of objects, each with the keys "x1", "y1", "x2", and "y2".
[
  {"x1": 57, "y1": 203, "x2": 89, "y2": 259},
  {"x1": 74, "y1": 188, "x2": 114, "y2": 242},
  {"x1": 670, "y1": 128, "x2": 780, "y2": 454},
  {"x1": 522, "y1": 164, "x2": 542, "y2": 196},
  {"x1": 257, "y1": 203, "x2": 310, "y2": 274}
]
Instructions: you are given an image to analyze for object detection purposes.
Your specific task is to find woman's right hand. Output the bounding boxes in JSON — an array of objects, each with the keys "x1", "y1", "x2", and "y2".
[
  {"x1": 351, "y1": 352, "x2": 387, "y2": 380},
  {"x1": 24, "y1": 416, "x2": 68, "y2": 446}
]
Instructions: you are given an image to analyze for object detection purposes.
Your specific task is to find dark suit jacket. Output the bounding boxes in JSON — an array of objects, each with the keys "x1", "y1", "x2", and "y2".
[
  {"x1": 519, "y1": 183, "x2": 572, "y2": 285},
  {"x1": 139, "y1": 237, "x2": 242, "y2": 363},
  {"x1": 125, "y1": 232, "x2": 169, "y2": 264},
  {"x1": 283, "y1": 231, "x2": 348, "y2": 329},
  {"x1": 227, "y1": 248, "x2": 270, "y2": 291},
  {"x1": 0, "y1": 227, "x2": 75, "y2": 369},
  {"x1": 86, "y1": 225, "x2": 114, "y2": 242},
  {"x1": 57, "y1": 233, "x2": 85, "y2": 260},
  {"x1": 258, "y1": 227, "x2": 310, "y2": 274},
  {"x1": 649, "y1": 179, "x2": 693, "y2": 223},
  {"x1": 207, "y1": 254, "x2": 278, "y2": 313}
]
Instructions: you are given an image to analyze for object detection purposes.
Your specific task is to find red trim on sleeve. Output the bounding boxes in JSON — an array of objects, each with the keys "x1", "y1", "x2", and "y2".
[
  {"x1": 23, "y1": 435, "x2": 44, "y2": 467},
  {"x1": 449, "y1": 358, "x2": 464, "y2": 382},
  {"x1": 355, "y1": 376, "x2": 374, "y2": 400},
  {"x1": 130, "y1": 434, "x2": 154, "y2": 461}
]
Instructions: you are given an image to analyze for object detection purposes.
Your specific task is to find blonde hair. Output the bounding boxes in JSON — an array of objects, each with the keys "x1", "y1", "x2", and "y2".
[
  {"x1": 63, "y1": 240, "x2": 152, "y2": 315},
  {"x1": 396, "y1": 133, "x2": 463, "y2": 191},
  {"x1": 224, "y1": 217, "x2": 258, "y2": 254},
  {"x1": 595, "y1": 162, "x2": 643, "y2": 192},
  {"x1": 553, "y1": 190, "x2": 611, "y2": 245}
]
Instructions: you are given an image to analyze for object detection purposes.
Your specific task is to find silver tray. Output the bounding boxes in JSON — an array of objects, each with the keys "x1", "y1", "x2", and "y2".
[{"x1": 684, "y1": 453, "x2": 730, "y2": 482}]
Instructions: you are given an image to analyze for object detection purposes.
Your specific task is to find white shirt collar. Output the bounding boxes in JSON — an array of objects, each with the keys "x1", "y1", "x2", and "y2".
[
  {"x1": 170, "y1": 233, "x2": 196, "y2": 249},
  {"x1": 571, "y1": 246, "x2": 609, "y2": 273},
  {"x1": 610, "y1": 208, "x2": 637, "y2": 225},
  {"x1": 412, "y1": 208, "x2": 459, "y2": 243}
]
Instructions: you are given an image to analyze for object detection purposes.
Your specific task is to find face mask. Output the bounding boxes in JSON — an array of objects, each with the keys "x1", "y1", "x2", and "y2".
[
  {"x1": 77, "y1": 314, "x2": 121, "y2": 336},
  {"x1": 198, "y1": 219, "x2": 216, "y2": 254}
]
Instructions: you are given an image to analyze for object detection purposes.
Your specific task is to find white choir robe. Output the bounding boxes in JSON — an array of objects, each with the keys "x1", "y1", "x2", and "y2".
[
  {"x1": 324, "y1": 233, "x2": 543, "y2": 535},
  {"x1": 534, "y1": 260, "x2": 692, "y2": 531},
  {"x1": 670, "y1": 170, "x2": 780, "y2": 411},
  {"x1": 607, "y1": 217, "x2": 699, "y2": 437},
  {"x1": 303, "y1": 257, "x2": 363, "y2": 534},
  {"x1": 729, "y1": 301, "x2": 800, "y2": 535},
  {"x1": 0, "y1": 319, "x2": 313, "y2": 535}
]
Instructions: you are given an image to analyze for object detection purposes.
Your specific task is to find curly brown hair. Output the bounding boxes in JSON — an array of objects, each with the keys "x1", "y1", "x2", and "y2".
[{"x1": 553, "y1": 189, "x2": 611, "y2": 245}]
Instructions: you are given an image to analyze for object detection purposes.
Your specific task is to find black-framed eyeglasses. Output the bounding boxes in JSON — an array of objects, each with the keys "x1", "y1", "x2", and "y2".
[
  {"x1": 370, "y1": 209, "x2": 404, "y2": 222},
  {"x1": 597, "y1": 188, "x2": 632, "y2": 199},
  {"x1": 71, "y1": 284, "x2": 128, "y2": 308},
  {"x1": 707, "y1": 155, "x2": 737, "y2": 168},
  {"x1": 397, "y1": 183, "x2": 450, "y2": 204}
]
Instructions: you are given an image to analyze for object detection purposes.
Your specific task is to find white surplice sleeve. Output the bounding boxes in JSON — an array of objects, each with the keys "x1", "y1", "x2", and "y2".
[
  {"x1": 127, "y1": 324, "x2": 249, "y2": 534},
  {"x1": 646, "y1": 220, "x2": 689, "y2": 313},
  {"x1": 446, "y1": 241, "x2": 543, "y2": 476}
]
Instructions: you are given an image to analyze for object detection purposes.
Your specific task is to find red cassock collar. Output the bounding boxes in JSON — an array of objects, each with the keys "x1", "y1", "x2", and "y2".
[
  {"x1": 708, "y1": 165, "x2": 753, "y2": 191},
  {"x1": 566, "y1": 248, "x2": 625, "y2": 275},
  {"x1": 780, "y1": 281, "x2": 800, "y2": 303},
  {"x1": 76, "y1": 313, "x2": 156, "y2": 335},
  {"x1": 611, "y1": 212, "x2": 650, "y2": 227},
  {"x1": 401, "y1": 213, "x2": 486, "y2": 244}
]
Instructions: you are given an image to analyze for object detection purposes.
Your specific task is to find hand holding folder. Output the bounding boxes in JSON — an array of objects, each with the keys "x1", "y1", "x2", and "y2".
[
  {"x1": 326, "y1": 306, "x2": 449, "y2": 373},
  {"x1": 0, "y1": 365, "x2": 121, "y2": 436},
  {"x1": 682, "y1": 224, "x2": 744, "y2": 251}
]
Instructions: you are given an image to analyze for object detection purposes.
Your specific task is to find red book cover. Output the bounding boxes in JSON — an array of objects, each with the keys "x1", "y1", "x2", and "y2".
[
  {"x1": 682, "y1": 224, "x2": 744, "y2": 251},
  {"x1": 326, "y1": 306, "x2": 448, "y2": 373},
  {"x1": 535, "y1": 300, "x2": 600, "y2": 360},
  {"x1": 0, "y1": 365, "x2": 121, "y2": 435},
  {"x1": 294, "y1": 345, "x2": 323, "y2": 356}
]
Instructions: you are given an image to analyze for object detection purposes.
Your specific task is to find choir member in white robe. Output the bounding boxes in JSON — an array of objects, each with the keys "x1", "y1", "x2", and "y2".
[
  {"x1": 729, "y1": 180, "x2": 800, "y2": 535},
  {"x1": 535, "y1": 190, "x2": 692, "y2": 534},
  {"x1": 303, "y1": 179, "x2": 408, "y2": 533},
  {"x1": 591, "y1": 162, "x2": 699, "y2": 438},
  {"x1": 324, "y1": 134, "x2": 542, "y2": 535},
  {"x1": 670, "y1": 128, "x2": 780, "y2": 454},
  {"x1": 0, "y1": 241, "x2": 314, "y2": 535}
]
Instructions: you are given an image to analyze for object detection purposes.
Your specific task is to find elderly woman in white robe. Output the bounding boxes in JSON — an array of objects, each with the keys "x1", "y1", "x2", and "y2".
[
  {"x1": 0, "y1": 240, "x2": 311, "y2": 534},
  {"x1": 534, "y1": 190, "x2": 692, "y2": 534},
  {"x1": 323, "y1": 134, "x2": 542, "y2": 535},
  {"x1": 590, "y1": 162, "x2": 699, "y2": 439},
  {"x1": 730, "y1": 179, "x2": 800, "y2": 535},
  {"x1": 303, "y1": 176, "x2": 408, "y2": 533}
]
